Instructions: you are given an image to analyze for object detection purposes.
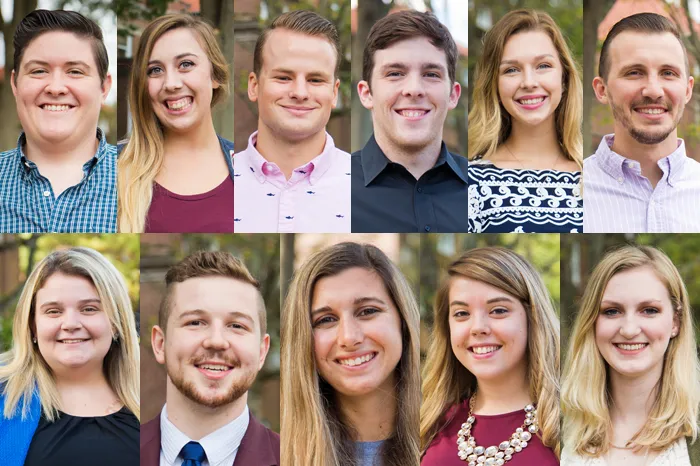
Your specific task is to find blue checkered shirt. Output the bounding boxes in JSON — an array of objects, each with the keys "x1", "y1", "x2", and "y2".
[{"x1": 0, "y1": 129, "x2": 117, "y2": 233}]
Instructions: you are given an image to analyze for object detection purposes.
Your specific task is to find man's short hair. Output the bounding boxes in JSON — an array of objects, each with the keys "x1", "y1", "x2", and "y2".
[
  {"x1": 253, "y1": 9, "x2": 341, "y2": 77},
  {"x1": 158, "y1": 251, "x2": 267, "y2": 336},
  {"x1": 13, "y1": 9, "x2": 109, "y2": 85},
  {"x1": 362, "y1": 9, "x2": 458, "y2": 86},
  {"x1": 599, "y1": 12, "x2": 688, "y2": 80}
]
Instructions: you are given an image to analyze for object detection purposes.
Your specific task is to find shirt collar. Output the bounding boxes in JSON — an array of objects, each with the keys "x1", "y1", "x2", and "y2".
[
  {"x1": 17, "y1": 128, "x2": 108, "y2": 175},
  {"x1": 240, "y1": 130, "x2": 336, "y2": 186},
  {"x1": 595, "y1": 134, "x2": 687, "y2": 187},
  {"x1": 359, "y1": 134, "x2": 467, "y2": 185},
  {"x1": 160, "y1": 404, "x2": 250, "y2": 466}
]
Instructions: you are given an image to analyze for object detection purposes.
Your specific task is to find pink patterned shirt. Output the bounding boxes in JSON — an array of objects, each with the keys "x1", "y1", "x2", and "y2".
[{"x1": 233, "y1": 131, "x2": 351, "y2": 232}]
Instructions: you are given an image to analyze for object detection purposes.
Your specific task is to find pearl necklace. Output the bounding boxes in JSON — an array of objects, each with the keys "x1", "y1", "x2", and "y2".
[{"x1": 456, "y1": 396, "x2": 539, "y2": 465}]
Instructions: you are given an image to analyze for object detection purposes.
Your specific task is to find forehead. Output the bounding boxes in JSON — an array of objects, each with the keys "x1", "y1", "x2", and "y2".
[
  {"x1": 35, "y1": 272, "x2": 99, "y2": 304},
  {"x1": 502, "y1": 30, "x2": 560, "y2": 62},
  {"x1": 372, "y1": 36, "x2": 448, "y2": 71},
  {"x1": 603, "y1": 266, "x2": 670, "y2": 300},
  {"x1": 311, "y1": 267, "x2": 392, "y2": 306},
  {"x1": 21, "y1": 31, "x2": 97, "y2": 68},
  {"x1": 607, "y1": 31, "x2": 686, "y2": 71},
  {"x1": 261, "y1": 28, "x2": 337, "y2": 73},
  {"x1": 449, "y1": 277, "x2": 516, "y2": 301},
  {"x1": 150, "y1": 27, "x2": 208, "y2": 61},
  {"x1": 170, "y1": 275, "x2": 260, "y2": 321}
]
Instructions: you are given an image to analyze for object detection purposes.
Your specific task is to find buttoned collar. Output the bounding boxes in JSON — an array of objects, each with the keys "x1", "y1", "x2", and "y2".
[{"x1": 17, "y1": 128, "x2": 107, "y2": 176}]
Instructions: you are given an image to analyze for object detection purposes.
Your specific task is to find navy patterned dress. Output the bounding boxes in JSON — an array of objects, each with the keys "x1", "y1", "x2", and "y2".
[{"x1": 467, "y1": 158, "x2": 583, "y2": 233}]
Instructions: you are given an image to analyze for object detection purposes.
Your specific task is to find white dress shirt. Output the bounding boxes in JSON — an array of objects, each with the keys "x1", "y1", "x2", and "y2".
[{"x1": 159, "y1": 404, "x2": 250, "y2": 466}]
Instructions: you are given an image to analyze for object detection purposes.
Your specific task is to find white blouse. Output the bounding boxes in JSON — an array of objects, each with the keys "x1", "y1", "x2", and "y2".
[{"x1": 561, "y1": 438, "x2": 690, "y2": 466}]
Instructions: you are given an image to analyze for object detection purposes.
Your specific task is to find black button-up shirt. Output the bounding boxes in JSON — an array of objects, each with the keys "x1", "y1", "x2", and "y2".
[{"x1": 351, "y1": 135, "x2": 469, "y2": 232}]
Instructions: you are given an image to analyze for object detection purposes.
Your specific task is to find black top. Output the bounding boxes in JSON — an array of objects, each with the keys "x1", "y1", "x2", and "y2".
[
  {"x1": 351, "y1": 134, "x2": 469, "y2": 233},
  {"x1": 24, "y1": 407, "x2": 139, "y2": 466}
]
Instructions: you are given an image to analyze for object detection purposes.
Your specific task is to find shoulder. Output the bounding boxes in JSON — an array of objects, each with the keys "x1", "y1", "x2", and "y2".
[{"x1": 139, "y1": 415, "x2": 160, "y2": 446}]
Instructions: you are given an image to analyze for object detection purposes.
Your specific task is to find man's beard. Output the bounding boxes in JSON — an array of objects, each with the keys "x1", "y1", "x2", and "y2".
[
  {"x1": 166, "y1": 351, "x2": 258, "y2": 409},
  {"x1": 609, "y1": 95, "x2": 681, "y2": 145}
]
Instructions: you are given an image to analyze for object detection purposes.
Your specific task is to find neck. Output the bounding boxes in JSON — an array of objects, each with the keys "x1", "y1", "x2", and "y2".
[
  {"x1": 165, "y1": 380, "x2": 247, "y2": 440},
  {"x1": 373, "y1": 129, "x2": 442, "y2": 180},
  {"x1": 608, "y1": 364, "x2": 662, "y2": 429},
  {"x1": 24, "y1": 131, "x2": 99, "y2": 167},
  {"x1": 54, "y1": 366, "x2": 110, "y2": 390},
  {"x1": 473, "y1": 365, "x2": 531, "y2": 415},
  {"x1": 506, "y1": 117, "x2": 562, "y2": 163},
  {"x1": 337, "y1": 382, "x2": 396, "y2": 442},
  {"x1": 162, "y1": 118, "x2": 220, "y2": 161},
  {"x1": 610, "y1": 128, "x2": 678, "y2": 187},
  {"x1": 254, "y1": 123, "x2": 328, "y2": 179}
]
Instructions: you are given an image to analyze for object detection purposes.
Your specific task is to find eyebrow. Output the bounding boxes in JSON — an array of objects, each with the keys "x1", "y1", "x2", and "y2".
[
  {"x1": 618, "y1": 63, "x2": 682, "y2": 74},
  {"x1": 39, "y1": 298, "x2": 101, "y2": 309},
  {"x1": 379, "y1": 62, "x2": 447, "y2": 72},
  {"x1": 23, "y1": 60, "x2": 92, "y2": 69},
  {"x1": 500, "y1": 54, "x2": 556, "y2": 65},
  {"x1": 311, "y1": 296, "x2": 388, "y2": 317},
  {"x1": 449, "y1": 296, "x2": 515, "y2": 308},
  {"x1": 600, "y1": 299, "x2": 664, "y2": 307},
  {"x1": 148, "y1": 53, "x2": 198, "y2": 66},
  {"x1": 178, "y1": 309, "x2": 255, "y2": 324}
]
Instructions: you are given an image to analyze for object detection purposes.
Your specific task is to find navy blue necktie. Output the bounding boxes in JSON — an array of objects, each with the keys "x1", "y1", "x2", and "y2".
[{"x1": 180, "y1": 441, "x2": 207, "y2": 466}]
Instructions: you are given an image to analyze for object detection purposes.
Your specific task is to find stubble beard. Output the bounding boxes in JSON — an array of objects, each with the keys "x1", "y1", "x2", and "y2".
[{"x1": 609, "y1": 94, "x2": 682, "y2": 145}]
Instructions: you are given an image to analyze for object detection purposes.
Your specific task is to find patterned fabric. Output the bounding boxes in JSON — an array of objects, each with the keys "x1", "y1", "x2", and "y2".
[
  {"x1": 561, "y1": 437, "x2": 691, "y2": 466},
  {"x1": 584, "y1": 135, "x2": 700, "y2": 233},
  {"x1": 0, "y1": 129, "x2": 116, "y2": 233},
  {"x1": 467, "y1": 158, "x2": 582, "y2": 233},
  {"x1": 233, "y1": 131, "x2": 351, "y2": 233}
]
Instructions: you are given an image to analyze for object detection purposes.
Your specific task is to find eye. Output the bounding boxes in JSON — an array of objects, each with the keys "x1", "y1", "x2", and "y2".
[
  {"x1": 275, "y1": 76, "x2": 291, "y2": 81},
  {"x1": 312, "y1": 314, "x2": 337, "y2": 328},
  {"x1": 490, "y1": 307, "x2": 509, "y2": 315},
  {"x1": 661, "y1": 70, "x2": 678, "y2": 77},
  {"x1": 358, "y1": 307, "x2": 380, "y2": 317},
  {"x1": 387, "y1": 71, "x2": 404, "y2": 78},
  {"x1": 186, "y1": 320, "x2": 204, "y2": 327},
  {"x1": 229, "y1": 322, "x2": 248, "y2": 331},
  {"x1": 424, "y1": 72, "x2": 441, "y2": 78},
  {"x1": 30, "y1": 69, "x2": 48, "y2": 75},
  {"x1": 179, "y1": 60, "x2": 195, "y2": 70},
  {"x1": 68, "y1": 69, "x2": 85, "y2": 76},
  {"x1": 601, "y1": 307, "x2": 621, "y2": 316},
  {"x1": 642, "y1": 307, "x2": 661, "y2": 315},
  {"x1": 503, "y1": 67, "x2": 518, "y2": 75},
  {"x1": 147, "y1": 66, "x2": 163, "y2": 77},
  {"x1": 309, "y1": 78, "x2": 325, "y2": 83},
  {"x1": 44, "y1": 308, "x2": 61, "y2": 315},
  {"x1": 537, "y1": 63, "x2": 553, "y2": 70},
  {"x1": 452, "y1": 310, "x2": 470, "y2": 318},
  {"x1": 625, "y1": 70, "x2": 642, "y2": 77},
  {"x1": 82, "y1": 306, "x2": 99, "y2": 313}
]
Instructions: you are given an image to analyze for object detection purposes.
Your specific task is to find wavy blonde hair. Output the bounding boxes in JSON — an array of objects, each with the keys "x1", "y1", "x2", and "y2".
[
  {"x1": 468, "y1": 9, "x2": 582, "y2": 170},
  {"x1": 420, "y1": 247, "x2": 561, "y2": 458},
  {"x1": 562, "y1": 245, "x2": 700, "y2": 457},
  {"x1": 0, "y1": 247, "x2": 140, "y2": 422},
  {"x1": 281, "y1": 242, "x2": 420, "y2": 466},
  {"x1": 117, "y1": 14, "x2": 230, "y2": 232}
]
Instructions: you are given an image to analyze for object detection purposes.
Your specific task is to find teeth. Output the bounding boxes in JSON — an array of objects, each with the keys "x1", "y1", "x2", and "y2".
[
  {"x1": 199, "y1": 364, "x2": 229, "y2": 371},
  {"x1": 519, "y1": 97, "x2": 544, "y2": 105},
  {"x1": 338, "y1": 353, "x2": 375, "y2": 367},
  {"x1": 167, "y1": 97, "x2": 192, "y2": 110},
  {"x1": 399, "y1": 110, "x2": 427, "y2": 118},
  {"x1": 638, "y1": 108, "x2": 665, "y2": 114},
  {"x1": 616, "y1": 343, "x2": 647, "y2": 351},
  {"x1": 43, "y1": 104, "x2": 71, "y2": 112},
  {"x1": 472, "y1": 346, "x2": 500, "y2": 355},
  {"x1": 60, "y1": 339, "x2": 86, "y2": 343}
]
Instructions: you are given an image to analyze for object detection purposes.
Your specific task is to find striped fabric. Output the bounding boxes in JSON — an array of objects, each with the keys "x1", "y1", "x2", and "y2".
[
  {"x1": 0, "y1": 129, "x2": 117, "y2": 233},
  {"x1": 584, "y1": 134, "x2": 700, "y2": 233}
]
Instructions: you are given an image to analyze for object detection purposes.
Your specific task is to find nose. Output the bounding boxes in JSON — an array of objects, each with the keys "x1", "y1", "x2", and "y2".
[
  {"x1": 520, "y1": 66, "x2": 538, "y2": 89},
  {"x1": 45, "y1": 71, "x2": 68, "y2": 95},
  {"x1": 619, "y1": 314, "x2": 642, "y2": 339},
  {"x1": 337, "y1": 317, "x2": 363, "y2": 349},
  {"x1": 289, "y1": 77, "x2": 309, "y2": 100},
  {"x1": 202, "y1": 323, "x2": 230, "y2": 350},
  {"x1": 402, "y1": 72, "x2": 425, "y2": 98},
  {"x1": 60, "y1": 309, "x2": 83, "y2": 331},
  {"x1": 642, "y1": 75, "x2": 664, "y2": 100},
  {"x1": 470, "y1": 311, "x2": 491, "y2": 336},
  {"x1": 164, "y1": 70, "x2": 183, "y2": 92}
]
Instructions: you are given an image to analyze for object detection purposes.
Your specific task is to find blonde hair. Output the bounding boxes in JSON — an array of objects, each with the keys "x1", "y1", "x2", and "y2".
[
  {"x1": 562, "y1": 245, "x2": 700, "y2": 456},
  {"x1": 281, "y1": 242, "x2": 420, "y2": 466},
  {"x1": 468, "y1": 9, "x2": 582, "y2": 171},
  {"x1": 420, "y1": 247, "x2": 560, "y2": 458},
  {"x1": 117, "y1": 14, "x2": 230, "y2": 232},
  {"x1": 0, "y1": 247, "x2": 140, "y2": 422}
]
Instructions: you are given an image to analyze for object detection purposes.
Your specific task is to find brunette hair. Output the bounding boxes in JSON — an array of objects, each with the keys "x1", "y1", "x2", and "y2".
[
  {"x1": 253, "y1": 10, "x2": 341, "y2": 77},
  {"x1": 362, "y1": 9, "x2": 457, "y2": 85}
]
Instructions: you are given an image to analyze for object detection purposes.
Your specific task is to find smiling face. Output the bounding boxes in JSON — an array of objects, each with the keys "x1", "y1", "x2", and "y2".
[
  {"x1": 594, "y1": 31, "x2": 693, "y2": 146},
  {"x1": 595, "y1": 266, "x2": 679, "y2": 378},
  {"x1": 248, "y1": 28, "x2": 339, "y2": 143},
  {"x1": 358, "y1": 37, "x2": 460, "y2": 152},
  {"x1": 311, "y1": 267, "x2": 403, "y2": 399},
  {"x1": 498, "y1": 30, "x2": 563, "y2": 130},
  {"x1": 33, "y1": 272, "x2": 113, "y2": 375},
  {"x1": 448, "y1": 277, "x2": 528, "y2": 383},
  {"x1": 146, "y1": 27, "x2": 220, "y2": 135},
  {"x1": 152, "y1": 276, "x2": 269, "y2": 409},
  {"x1": 11, "y1": 31, "x2": 109, "y2": 148}
]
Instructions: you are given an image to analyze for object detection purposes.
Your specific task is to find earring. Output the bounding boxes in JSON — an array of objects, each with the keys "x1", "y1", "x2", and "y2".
[
  {"x1": 32, "y1": 337, "x2": 37, "y2": 344},
  {"x1": 112, "y1": 334, "x2": 119, "y2": 342}
]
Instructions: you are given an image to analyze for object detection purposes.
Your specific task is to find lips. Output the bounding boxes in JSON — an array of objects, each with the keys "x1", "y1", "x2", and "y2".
[
  {"x1": 40, "y1": 104, "x2": 75, "y2": 112},
  {"x1": 336, "y1": 352, "x2": 377, "y2": 367},
  {"x1": 614, "y1": 342, "x2": 649, "y2": 351},
  {"x1": 517, "y1": 96, "x2": 545, "y2": 105},
  {"x1": 57, "y1": 338, "x2": 90, "y2": 344},
  {"x1": 635, "y1": 107, "x2": 667, "y2": 115},
  {"x1": 164, "y1": 96, "x2": 193, "y2": 111},
  {"x1": 469, "y1": 345, "x2": 502, "y2": 355}
]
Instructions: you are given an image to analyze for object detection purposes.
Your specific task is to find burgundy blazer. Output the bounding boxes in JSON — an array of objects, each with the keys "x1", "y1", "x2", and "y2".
[{"x1": 140, "y1": 411, "x2": 280, "y2": 466}]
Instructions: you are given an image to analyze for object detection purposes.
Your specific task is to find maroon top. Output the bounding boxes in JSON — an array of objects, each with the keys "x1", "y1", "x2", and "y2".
[
  {"x1": 421, "y1": 399, "x2": 558, "y2": 466},
  {"x1": 145, "y1": 176, "x2": 234, "y2": 233}
]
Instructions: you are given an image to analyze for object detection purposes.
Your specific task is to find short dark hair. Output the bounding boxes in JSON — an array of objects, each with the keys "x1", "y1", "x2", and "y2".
[
  {"x1": 13, "y1": 9, "x2": 109, "y2": 84},
  {"x1": 158, "y1": 251, "x2": 267, "y2": 336},
  {"x1": 599, "y1": 12, "x2": 688, "y2": 80},
  {"x1": 253, "y1": 10, "x2": 341, "y2": 77},
  {"x1": 362, "y1": 9, "x2": 458, "y2": 85}
]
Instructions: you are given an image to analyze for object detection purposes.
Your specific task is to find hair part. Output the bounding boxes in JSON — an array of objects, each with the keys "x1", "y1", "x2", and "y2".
[
  {"x1": 281, "y1": 242, "x2": 420, "y2": 466},
  {"x1": 13, "y1": 9, "x2": 109, "y2": 84},
  {"x1": 598, "y1": 13, "x2": 688, "y2": 81},
  {"x1": 467, "y1": 9, "x2": 582, "y2": 172},
  {"x1": 362, "y1": 9, "x2": 458, "y2": 86},
  {"x1": 253, "y1": 10, "x2": 341, "y2": 78},
  {"x1": 420, "y1": 247, "x2": 561, "y2": 459},
  {"x1": 0, "y1": 247, "x2": 140, "y2": 422},
  {"x1": 562, "y1": 244, "x2": 700, "y2": 457},
  {"x1": 117, "y1": 14, "x2": 230, "y2": 232},
  {"x1": 158, "y1": 251, "x2": 266, "y2": 336}
]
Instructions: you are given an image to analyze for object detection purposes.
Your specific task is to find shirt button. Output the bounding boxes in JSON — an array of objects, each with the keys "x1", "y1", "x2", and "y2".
[
  {"x1": 417, "y1": 187, "x2": 423, "y2": 193},
  {"x1": 617, "y1": 177, "x2": 623, "y2": 184},
  {"x1": 43, "y1": 190, "x2": 50, "y2": 197},
  {"x1": 424, "y1": 225, "x2": 431, "y2": 232}
]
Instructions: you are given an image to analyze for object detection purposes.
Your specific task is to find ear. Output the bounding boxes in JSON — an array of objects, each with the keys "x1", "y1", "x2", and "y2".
[
  {"x1": 448, "y1": 81, "x2": 462, "y2": 110},
  {"x1": 332, "y1": 78, "x2": 340, "y2": 109},
  {"x1": 11, "y1": 70, "x2": 18, "y2": 97},
  {"x1": 151, "y1": 325, "x2": 166, "y2": 365},
  {"x1": 248, "y1": 72, "x2": 259, "y2": 102},
  {"x1": 258, "y1": 333, "x2": 271, "y2": 370},
  {"x1": 101, "y1": 73, "x2": 113, "y2": 103},
  {"x1": 686, "y1": 75, "x2": 694, "y2": 104},
  {"x1": 358, "y1": 80, "x2": 373, "y2": 110},
  {"x1": 592, "y1": 76, "x2": 608, "y2": 105},
  {"x1": 672, "y1": 311, "x2": 680, "y2": 338}
]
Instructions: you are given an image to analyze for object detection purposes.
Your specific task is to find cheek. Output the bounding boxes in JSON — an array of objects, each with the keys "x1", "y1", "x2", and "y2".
[
  {"x1": 147, "y1": 79, "x2": 162, "y2": 103},
  {"x1": 312, "y1": 330, "x2": 332, "y2": 363},
  {"x1": 448, "y1": 320, "x2": 467, "y2": 350}
]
